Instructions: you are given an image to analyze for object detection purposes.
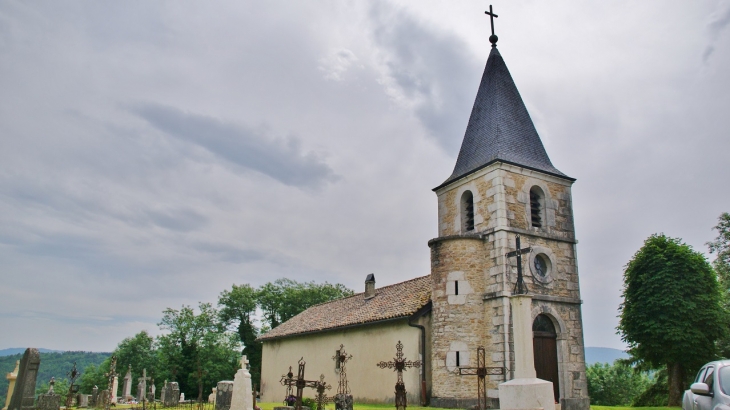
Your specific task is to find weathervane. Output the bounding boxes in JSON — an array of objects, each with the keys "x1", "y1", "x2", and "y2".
[{"x1": 485, "y1": 5, "x2": 499, "y2": 46}]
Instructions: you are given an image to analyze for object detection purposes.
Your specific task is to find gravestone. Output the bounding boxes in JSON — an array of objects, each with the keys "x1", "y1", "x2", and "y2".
[
  {"x1": 208, "y1": 387, "x2": 217, "y2": 404},
  {"x1": 2, "y1": 360, "x2": 20, "y2": 410},
  {"x1": 100, "y1": 390, "x2": 109, "y2": 409},
  {"x1": 90, "y1": 386, "x2": 99, "y2": 407},
  {"x1": 163, "y1": 382, "x2": 180, "y2": 406},
  {"x1": 76, "y1": 394, "x2": 89, "y2": 408},
  {"x1": 215, "y1": 381, "x2": 234, "y2": 410},
  {"x1": 230, "y1": 356, "x2": 253, "y2": 410},
  {"x1": 37, "y1": 381, "x2": 60, "y2": 410},
  {"x1": 110, "y1": 376, "x2": 119, "y2": 404},
  {"x1": 147, "y1": 381, "x2": 156, "y2": 403},
  {"x1": 7, "y1": 348, "x2": 41, "y2": 410},
  {"x1": 122, "y1": 366, "x2": 132, "y2": 402}
]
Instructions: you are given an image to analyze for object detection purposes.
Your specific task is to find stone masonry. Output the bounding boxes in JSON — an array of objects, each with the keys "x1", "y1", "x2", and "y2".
[{"x1": 429, "y1": 163, "x2": 589, "y2": 410}]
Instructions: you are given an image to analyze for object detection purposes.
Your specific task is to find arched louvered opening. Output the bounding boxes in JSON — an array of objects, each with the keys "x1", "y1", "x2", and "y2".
[
  {"x1": 529, "y1": 186, "x2": 545, "y2": 229},
  {"x1": 461, "y1": 191, "x2": 475, "y2": 232}
]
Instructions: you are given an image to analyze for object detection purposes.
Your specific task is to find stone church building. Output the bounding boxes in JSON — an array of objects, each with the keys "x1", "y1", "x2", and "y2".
[{"x1": 258, "y1": 34, "x2": 589, "y2": 410}]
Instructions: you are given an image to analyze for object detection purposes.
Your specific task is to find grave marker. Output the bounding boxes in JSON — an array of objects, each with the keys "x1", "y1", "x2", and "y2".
[
  {"x1": 332, "y1": 345, "x2": 353, "y2": 410},
  {"x1": 230, "y1": 356, "x2": 253, "y2": 410},
  {"x1": 2, "y1": 360, "x2": 20, "y2": 410},
  {"x1": 215, "y1": 381, "x2": 234, "y2": 410},
  {"x1": 376, "y1": 341, "x2": 421, "y2": 410},
  {"x1": 7, "y1": 348, "x2": 41, "y2": 410},
  {"x1": 122, "y1": 366, "x2": 132, "y2": 402}
]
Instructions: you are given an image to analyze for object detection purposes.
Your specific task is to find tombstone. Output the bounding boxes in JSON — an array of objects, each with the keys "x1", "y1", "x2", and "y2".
[
  {"x1": 7, "y1": 348, "x2": 40, "y2": 410},
  {"x1": 36, "y1": 381, "x2": 61, "y2": 410},
  {"x1": 122, "y1": 366, "x2": 132, "y2": 402},
  {"x1": 90, "y1": 386, "x2": 99, "y2": 407},
  {"x1": 163, "y1": 382, "x2": 180, "y2": 407},
  {"x1": 99, "y1": 390, "x2": 109, "y2": 409},
  {"x1": 208, "y1": 387, "x2": 217, "y2": 404},
  {"x1": 2, "y1": 360, "x2": 20, "y2": 410},
  {"x1": 76, "y1": 394, "x2": 89, "y2": 408},
  {"x1": 147, "y1": 382, "x2": 156, "y2": 403},
  {"x1": 215, "y1": 381, "x2": 234, "y2": 410},
  {"x1": 110, "y1": 376, "x2": 119, "y2": 404},
  {"x1": 230, "y1": 356, "x2": 253, "y2": 410},
  {"x1": 179, "y1": 393, "x2": 185, "y2": 402},
  {"x1": 137, "y1": 369, "x2": 150, "y2": 403}
]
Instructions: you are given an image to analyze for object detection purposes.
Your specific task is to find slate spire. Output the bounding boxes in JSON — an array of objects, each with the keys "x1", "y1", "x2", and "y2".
[{"x1": 435, "y1": 46, "x2": 572, "y2": 190}]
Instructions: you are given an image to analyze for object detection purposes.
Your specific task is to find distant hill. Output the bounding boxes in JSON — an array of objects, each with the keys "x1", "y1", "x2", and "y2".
[
  {"x1": 585, "y1": 346, "x2": 629, "y2": 365},
  {"x1": 0, "y1": 348, "x2": 61, "y2": 357}
]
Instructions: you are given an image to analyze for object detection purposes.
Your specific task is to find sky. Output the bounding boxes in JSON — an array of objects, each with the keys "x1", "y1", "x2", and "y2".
[{"x1": 1, "y1": 0, "x2": 729, "y2": 353}]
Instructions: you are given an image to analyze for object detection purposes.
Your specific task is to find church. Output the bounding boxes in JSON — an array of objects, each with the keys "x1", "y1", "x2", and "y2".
[{"x1": 257, "y1": 16, "x2": 589, "y2": 410}]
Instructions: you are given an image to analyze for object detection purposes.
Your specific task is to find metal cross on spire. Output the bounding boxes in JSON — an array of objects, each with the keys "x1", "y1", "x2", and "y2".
[
  {"x1": 485, "y1": 5, "x2": 499, "y2": 46},
  {"x1": 506, "y1": 234, "x2": 532, "y2": 295}
]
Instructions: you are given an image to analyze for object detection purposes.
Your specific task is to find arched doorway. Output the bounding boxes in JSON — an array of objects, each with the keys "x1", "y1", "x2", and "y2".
[{"x1": 533, "y1": 314, "x2": 559, "y2": 402}]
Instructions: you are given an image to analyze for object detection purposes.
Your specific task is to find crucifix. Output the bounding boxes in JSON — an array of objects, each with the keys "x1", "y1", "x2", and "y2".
[
  {"x1": 456, "y1": 347, "x2": 505, "y2": 410},
  {"x1": 314, "y1": 374, "x2": 332, "y2": 410},
  {"x1": 104, "y1": 356, "x2": 118, "y2": 410},
  {"x1": 66, "y1": 361, "x2": 80, "y2": 408},
  {"x1": 506, "y1": 234, "x2": 532, "y2": 295},
  {"x1": 333, "y1": 344, "x2": 353, "y2": 396},
  {"x1": 376, "y1": 341, "x2": 422, "y2": 410},
  {"x1": 280, "y1": 358, "x2": 328, "y2": 410},
  {"x1": 484, "y1": 5, "x2": 499, "y2": 46},
  {"x1": 138, "y1": 368, "x2": 151, "y2": 404}
]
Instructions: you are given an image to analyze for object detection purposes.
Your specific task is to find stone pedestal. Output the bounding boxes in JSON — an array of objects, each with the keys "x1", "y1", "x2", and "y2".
[
  {"x1": 163, "y1": 382, "x2": 180, "y2": 406},
  {"x1": 76, "y1": 394, "x2": 89, "y2": 408},
  {"x1": 110, "y1": 377, "x2": 118, "y2": 404},
  {"x1": 334, "y1": 394, "x2": 353, "y2": 410},
  {"x1": 215, "y1": 382, "x2": 234, "y2": 410},
  {"x1": 230, "y1": 357, "x2": 253, "y2": 410},
  {"x1": 90, "y1": 387, "x2": 99, "y2": 407},
  {"x1": 498, "y1": 295, "x2": 554, "y2": 410},
  {"x1": 37, "y1": 393, "x2": 60, "y2": 410},
  {"x1": 3, "y1": 360, "x2": 20, "y2": 410}
]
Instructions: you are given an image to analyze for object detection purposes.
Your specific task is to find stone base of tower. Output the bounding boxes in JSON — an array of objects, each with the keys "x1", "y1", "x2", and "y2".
[
  {"x1": 498, "y1": 378, "x2": 555, "y2": 410},
  {"x1": 430, "y1": 397, "x2": 500, "y2": 409}
]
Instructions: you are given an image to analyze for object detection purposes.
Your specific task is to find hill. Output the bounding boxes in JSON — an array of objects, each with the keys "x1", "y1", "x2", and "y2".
[
  {"x1": 585, "y1": 346, "x2": 629, "y2": 365},
  {"x1": 0, "y1": 348, "x2": 60, "y2": 357},
  {"x1": 0, "y1": 351, "x2": 110, "y2": 404}
]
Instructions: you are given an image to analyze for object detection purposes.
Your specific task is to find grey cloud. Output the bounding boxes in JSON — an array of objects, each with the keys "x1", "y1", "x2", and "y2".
[
  {"x1": 146, "y1": 208, "x2": 207, "y2": 232},
  {"x1": 369, "y1": 4, "x2": 480, "y2": 154},
  {"x1": 131, "y1": 103, "x2": 338, "y2": 189},
  {"x1": 703, "y1": 2, "x2": 730, "y2": 62}
]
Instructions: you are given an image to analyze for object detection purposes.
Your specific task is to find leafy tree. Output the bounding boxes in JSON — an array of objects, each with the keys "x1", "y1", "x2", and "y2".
[
  {"x1": 708, "y1": 213, "x2": 730, "y2": 357},
  {"x1": 218, "y1": 284, "x2": 262, "y2": 386},
  {"x1": 617, "y1": 234, "x2": 724, "y2": 406},
  {"x1": 257, "y1": 279, "x2": 354, "y2": 329},
  {"x1": 586, "y1": 360, "x2": 652, "y2": 406},
  {"x1": 113, "y1": 331, "x2": 159, "y2": 389},
  {"x1": 157, "y1": 303, "x2": 241, "y2": 401}
]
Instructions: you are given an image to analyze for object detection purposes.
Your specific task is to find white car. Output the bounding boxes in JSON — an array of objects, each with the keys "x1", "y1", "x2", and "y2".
[{"x1": 683, "y1": 360, "x2": 730, "y2": 410}]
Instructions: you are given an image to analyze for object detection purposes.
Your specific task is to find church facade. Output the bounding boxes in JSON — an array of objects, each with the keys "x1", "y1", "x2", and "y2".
[{"x1": 258, "y1": 34, "x2": 589, "y2": 410}]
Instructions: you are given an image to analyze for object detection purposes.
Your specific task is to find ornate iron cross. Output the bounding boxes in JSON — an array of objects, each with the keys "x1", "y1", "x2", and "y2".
[
  {"x1": 456, "y1": 347, "x2": 505, "y2": 410},
  {"x1": 485, "y1": 5, "x2": 499, "y2": 46},
  {"x1": 66, "y1": 361, "x2": 80, "y2": 408},
  {"x1": 280, "y1": 358, "x2": 328, "y2": 410},
  {"x1": 376, "y1": 341, "x2": 422, "y2": 410},
  {"x1": 103, "y1": 356, "x2": 118, "y2": 410},
  {"x1": 332, "y1": 344, "x2": 353, "y2": 396},
  {"x1": 506, "y1": 234, "x2": 532, "y2": 295},
  {"x1": 314, "y1": 374, "x2": 332, "y2": 410}
]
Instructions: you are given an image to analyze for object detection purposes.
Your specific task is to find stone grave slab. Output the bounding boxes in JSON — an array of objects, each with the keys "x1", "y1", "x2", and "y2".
[
  {"x1": 215, "y1": 381, "x2": 234, "y2": 410},
  {"x1": 7, "y1": 348, "x2": 40, "y2": 410}
]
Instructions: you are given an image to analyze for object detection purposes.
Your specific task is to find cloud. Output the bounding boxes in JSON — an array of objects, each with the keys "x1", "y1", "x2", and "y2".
[
  {"x1": 131, "y1": 103, "x2": 338, "y2": 189},
  {"x1": 319, "y1": 48, "x2": 359, "y2": 81},
  {"x1": 368, "y1": 4, "x2": 480, "y2": 154},
  {"x1": 703, "y1": 2, "x2": 730, "y2": 62}
]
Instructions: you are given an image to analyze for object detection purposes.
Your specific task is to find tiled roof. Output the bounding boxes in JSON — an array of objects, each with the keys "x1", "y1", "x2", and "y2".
[
  {"x1": 435, "y1": 46, "x2": 572, "y2": 191},
  {"x1": 257, "y1": 275, "x2": 431, "y2": 341}
]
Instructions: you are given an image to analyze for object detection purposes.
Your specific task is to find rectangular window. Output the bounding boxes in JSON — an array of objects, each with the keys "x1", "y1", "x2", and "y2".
[
  {"x1": 456, "y1": 351, "x2": 460, "y2": 367},
  {"x1": 454, "y1": 281, "x2": 459, "y2": 295}
]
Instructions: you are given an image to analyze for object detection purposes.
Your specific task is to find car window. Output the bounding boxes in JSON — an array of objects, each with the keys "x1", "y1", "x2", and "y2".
[
  {"x1": 705, "y1": 366, "x2": 715, "y2": 392},
  {"x1": 696, "y1": 367, "x2": 707, "y2": 383},
  {"x1": 720, "y1": 366, "x2": 730, "y2": 396}
]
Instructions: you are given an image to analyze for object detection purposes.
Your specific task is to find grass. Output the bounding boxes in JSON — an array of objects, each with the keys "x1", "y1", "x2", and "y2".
[{"x1": 590, "y1": 407, "x2": 681, "y2": 410}]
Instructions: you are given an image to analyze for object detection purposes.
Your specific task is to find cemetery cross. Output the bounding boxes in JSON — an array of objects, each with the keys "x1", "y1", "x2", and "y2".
[
  {"x1": 506, "y1": 234, "x2": 532, "y2": 295},
  {"x1": 104, "y1": 356, "x2": 118, "y2": 410},
  {"x1": 455, "y1": 347, "x2": 505, "y2": 410},
  {"x1": 65, "y1": 362, "x2": 80, "y2": 408},
  {"x1": 314, "y1": 375, "x2": 332, "y2": 410},
  {"x1": 138, "y1": 368, "x2": 151, "y2": 410},
  {"x1": 332, "y1": 344, "x2": 353, "y2": 396},
  {"x1": 376, "y1": 341, "x2": 422, "y2": 410},
  {"x1": 279, "y1": 358, "x2": 328, "y2": 410}
]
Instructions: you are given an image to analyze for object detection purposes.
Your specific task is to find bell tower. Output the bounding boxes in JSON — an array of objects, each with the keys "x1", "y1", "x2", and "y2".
[{"x1": 428, "y1": 10, "x2": 589, "y2": 410}]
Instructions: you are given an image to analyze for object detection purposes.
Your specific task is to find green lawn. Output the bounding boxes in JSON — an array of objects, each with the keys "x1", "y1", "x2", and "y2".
[{"x1": 591, "y1": 407, "x2": 680, "y2": 410}]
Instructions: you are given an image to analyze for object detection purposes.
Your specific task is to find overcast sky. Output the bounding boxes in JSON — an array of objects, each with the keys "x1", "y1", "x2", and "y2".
[{"x1": 1, "y1": 0, "x2": 729, "y2": 353}]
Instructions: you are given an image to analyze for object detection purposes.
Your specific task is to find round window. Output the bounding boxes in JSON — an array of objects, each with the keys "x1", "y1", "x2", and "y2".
[{"x1": 533, "y1": 254, "x2": 550, "y2": 278}]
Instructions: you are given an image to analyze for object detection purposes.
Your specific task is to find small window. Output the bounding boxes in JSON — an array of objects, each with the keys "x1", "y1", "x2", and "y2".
[
  {"x1": 456, "y1": 351, "x2": 461, "y2": 367},
  {"x1": 530, "y1": 186, "x2": 544, "y2": 228},
  {"x1": 454, "y1": 281, "x2": 459, "y2": 295},
  {"x1": 461, "y1": 191, "x2": 475, "y2": 232}
]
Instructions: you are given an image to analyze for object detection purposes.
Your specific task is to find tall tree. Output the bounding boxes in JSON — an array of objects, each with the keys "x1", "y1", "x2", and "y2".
[
  {"x1": 218, "y1": 284, "x2": 261, "y2": 385},
  {"x1": 114, "y1": 331, "x2": 158, "y2": 386},
  {"x1": 157, "y1": 303, "x2": 240, "y2": 401},
  {"x1": 617, "y1": 234, "x2": 724, "y2": 406},
  {"x1": 257, "y1": 279, "x2": 354, "y2": 329},
  {"x1": 707, "y1": 212, "x2": 730, "y2": 357}
]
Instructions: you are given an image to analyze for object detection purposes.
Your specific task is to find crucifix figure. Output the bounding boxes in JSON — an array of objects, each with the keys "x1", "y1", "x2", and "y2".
[
  {"x1": 484, "y1": 4, "x2": 499, "y2": 46},
  {"x1": 376, "y1": 341, "x2": 422, "y2": 410},
  {"x1": 104, "y1": 356, "x2": 118, "y2": 410},
  {"x1": 280, "y1": 358, "x2": 327, "y2": 410},
  {"x1": 506, "y1": 234, "x2": 532, "y2": 295},
  {"x1": 456, "y1": 347, "x2": 505, "y2": 410}
]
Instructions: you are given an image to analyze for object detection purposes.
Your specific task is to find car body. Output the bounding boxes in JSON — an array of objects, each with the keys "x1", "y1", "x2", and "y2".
[{"x1": 683, "y1": 360, "x2": 730, "y2": 410}]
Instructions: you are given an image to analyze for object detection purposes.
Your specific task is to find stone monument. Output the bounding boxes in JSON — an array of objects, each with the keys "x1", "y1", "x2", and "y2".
[
  {"x1": 180, "y1": 393, "x2": 185, "y2": 402},
  {"x1": 90, "y1": 386, "x2": 98, "y2": 407},
  {"x1": 163, "y1": 382, "x2": 180, "y2": 406},
  {"x1": 208, "y1": 387, "x2": 217, "y2": 404},
  {"x1": 215, "y1": 381, "x2": 234, "y2": 410},
  {"x1": 137, "y1": 369, "x2": 150, "y2": 403},
  {"x1": 110, "y1": 376, "x2": 119, "y2": 404},
  {"x1": 230, "y1": 356, "x2": 253, "y2": 410},
  {"x1": 36, "y1": 379, "x2": 60, "y2": 410},
  {"x1": 2, "y1": 360, "x2": 20, "y2": 410},
  {"x1": 498, "y1": 295, "x2": 555, "y2": 410},
  {"x1": 7, "y1": 348, "x2": 40, "y2": 410},
  {"x1": 122, "y1": 366, "x2": 132, "y2": 402},
  {"x1": 76, "y1": 394, "x2": 89, "y2": 408}
]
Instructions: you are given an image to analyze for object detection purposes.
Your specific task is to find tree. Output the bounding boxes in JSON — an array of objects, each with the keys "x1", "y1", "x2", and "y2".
[
  {"x1": 113, "y1": 331, "x2": 159, "y2": 388},
  {"x1": 218, "y1": 284, "x2": 262, "y2": 386},
  {"x1": 707, "y1": 212, "x2": 730, "y2": 357},
  {"x1": 257, "y1": 279, "x2": 354, "y2": 329},
  {"x1": 617, "y1": 234, "x2": 724, "y2": 406},
  {"x1": 586, "y1": 360, "x2": 652, "y2": 406},
  {"x1": 157, "y1": 303, "x2": 240, "y2": 401}
]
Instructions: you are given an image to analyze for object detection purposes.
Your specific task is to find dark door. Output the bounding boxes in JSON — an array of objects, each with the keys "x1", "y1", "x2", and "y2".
[{"x1": 533, "y1": 314, "x2": 559, "y2": 402}]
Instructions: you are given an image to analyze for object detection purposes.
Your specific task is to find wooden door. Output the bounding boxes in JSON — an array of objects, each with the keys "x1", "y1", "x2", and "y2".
[{"x1": 533, "y1": 314, "x2": 559, "y2": 402}]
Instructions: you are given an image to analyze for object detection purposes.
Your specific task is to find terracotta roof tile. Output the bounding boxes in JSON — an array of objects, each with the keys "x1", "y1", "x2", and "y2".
[{"x1": 257, "y1": 275, "x2": 431, "y2": 341}]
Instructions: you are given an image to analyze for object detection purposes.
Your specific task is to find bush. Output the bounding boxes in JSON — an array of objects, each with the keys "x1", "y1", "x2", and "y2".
[
  {"x1": 587, "y1": 360, "x2": 652, "y2": 405},
  {"x1": 632, "y1": 369, "x2": 669, "y2": 407}
]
